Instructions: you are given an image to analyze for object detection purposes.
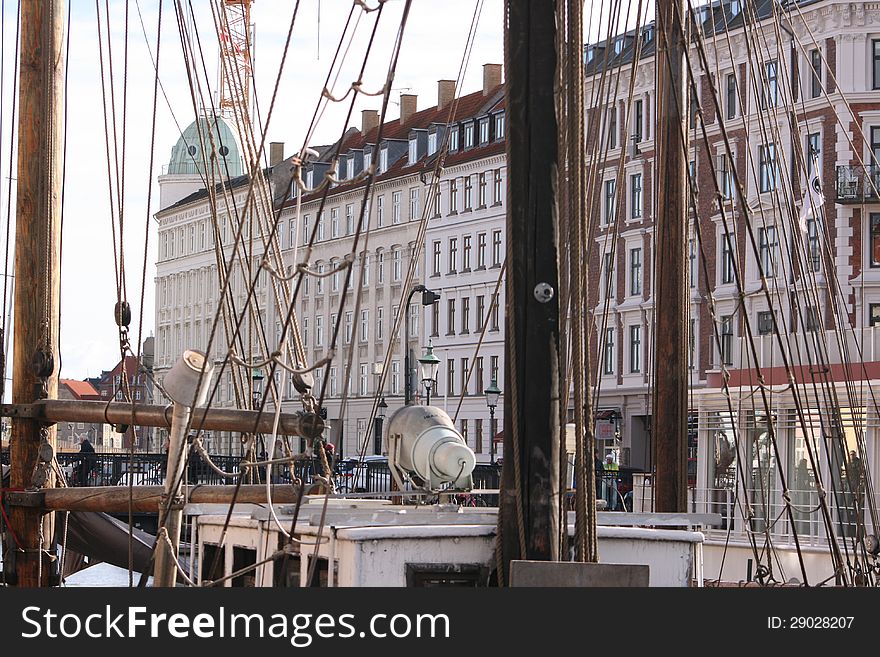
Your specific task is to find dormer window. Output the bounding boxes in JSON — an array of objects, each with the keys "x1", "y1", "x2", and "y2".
[
  {"x1": 585, "y1": 46, "x2": 595, "y2": 63},
  {"x1": 379, "y1": 147, "x2": 388, "y2": 173},
  {"x1": 305, "y1": 169, "x2": 314, "y2": 188},
  {"x1": 464, "y1": 122, "x2": 474, "y2": 148},
  {"x1": 346, "y1": 157, "x2": 354, "y2": 180},
  {"x1": 364, "y1": 149, "x2": 372, "y2": 172},
  {"x1": 428, "y1": 131, "x2": 437, "y2": 155},
  {"x1": 730, "y1": 0, "x2": 740, "y2": 16},
  {"x1": 614, "y1": 37, "x2": 624, "y2": 54},
  {"x1": 408, "y1": 137, "x2": 418, "y2": 165},
  {"x1": 643, "y1": 26, "x2": 654, "y2": 42},
  {"x1": 495, "y1": 113, "x2": 505, "y2": 140},
  {"x1": 479, "y1": 118, "x2": 490, "y2": 144},
  {"x1": 449, "y1": 127, "x2": 459, "y2": 151}
]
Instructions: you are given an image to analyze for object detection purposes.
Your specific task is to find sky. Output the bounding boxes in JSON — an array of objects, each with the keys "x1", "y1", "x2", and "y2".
[{"x1": 0, "y1": 0, "x2": 511, "y2": 386}]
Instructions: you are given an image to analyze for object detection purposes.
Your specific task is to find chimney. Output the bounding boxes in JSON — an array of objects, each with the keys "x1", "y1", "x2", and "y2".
[
  {"x1": 400, "y1": 93, "x2": 417, "y2": 125},
  {"x1": 438, "y1": 80, "x2": 456, "y2": 110},
  {"x1": 483, "y1": 63, "x2": 502, "y2": 95},
  {"x1": 269, "y1": 142, "x2": 284, "y2": 167},
  {"x1": 362, "y1": 109, "x2": 379, "y2": 134}
]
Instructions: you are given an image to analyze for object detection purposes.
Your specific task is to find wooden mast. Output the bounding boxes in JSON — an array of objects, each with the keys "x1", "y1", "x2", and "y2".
[
  {"x1": 499, "y1": 0, "x2": 562, "y2": 581},
  {"x1": 8, "y1": 0, "x2": 65, "y2": 587},
  {"x1": 652, "y1": 0, "x2": 689, "y2": 512}
]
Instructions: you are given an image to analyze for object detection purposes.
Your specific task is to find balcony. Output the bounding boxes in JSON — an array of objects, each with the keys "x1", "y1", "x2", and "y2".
[{"x1": 836, "y1": 165, "x2": 880, "y2": 204}]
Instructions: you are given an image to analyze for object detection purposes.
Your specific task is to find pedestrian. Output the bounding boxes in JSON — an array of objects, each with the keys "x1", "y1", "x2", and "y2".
[
  {"x1": 78, "y1": 437, "x2": 95, "y2": 486},
  {"x1": 604, "y1": 453, "x2": 619, "y2": 510}
]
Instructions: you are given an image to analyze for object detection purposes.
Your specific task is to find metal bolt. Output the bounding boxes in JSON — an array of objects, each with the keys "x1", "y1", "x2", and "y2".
[{"x1": 534, "y1": 282, "x2": 554, "y2": 303}]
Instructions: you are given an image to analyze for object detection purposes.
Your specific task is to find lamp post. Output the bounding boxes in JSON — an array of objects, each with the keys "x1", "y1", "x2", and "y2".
[
  {"x1": 374, "y1": 397, "x2": 388, "y2": 455},
  {"x1": 252, "y1": 367, "x2": 264, "y2": 408},
  {"x1": 484, "y1": 378, "x2": 501, "y2": 464},
  {"x1": 418, "y1": 342, "x2": 441, "y2": 406},
  {"x1": 404, "y1": 284, "x2": 441, "y2": 405}
]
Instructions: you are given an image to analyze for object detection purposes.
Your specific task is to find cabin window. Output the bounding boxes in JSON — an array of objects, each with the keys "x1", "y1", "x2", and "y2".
[
  {"x1": 405, "y1": 563, "x2": 488, "y2": 587},
  {"x1": 200, "y1": 542, "x2": 224, "y2": 583},
  {"x1": 231, "y1": 546, "x2": 257, "y2": 587}
]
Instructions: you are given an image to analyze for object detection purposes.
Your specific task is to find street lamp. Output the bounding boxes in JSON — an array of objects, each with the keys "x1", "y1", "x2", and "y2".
[
  {"x1": 418, "y1": 342, "x2": 441, "y2": 406},
  {"x1": 404, "y1": 284, "x2": 441, "y2": 405},
  {"x1": 374, "y1": 397, "x2": 388, "y2": 455},
  {"x1": 484, "y1": 378, "x2": 501, "y2": 464},
  {"x1": 252, "y1": 368, "x2": 264, "y2": 408}
]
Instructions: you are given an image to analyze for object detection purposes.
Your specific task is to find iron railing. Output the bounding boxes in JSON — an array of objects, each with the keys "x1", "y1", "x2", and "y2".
[{"x1": 835, "y1": 165, "x2": 880, "y2": 203}]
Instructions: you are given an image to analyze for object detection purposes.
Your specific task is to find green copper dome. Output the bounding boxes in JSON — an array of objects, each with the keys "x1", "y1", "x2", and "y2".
[{"x1": 166, "y1": 113, "x2": 243, "y2": 177}]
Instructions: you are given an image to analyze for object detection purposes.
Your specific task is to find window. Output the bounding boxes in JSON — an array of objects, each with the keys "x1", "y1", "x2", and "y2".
[
  {"x1": 604, "y1": 179, "x2": 616, "y2": 224},
  {"x1": 721, "y1": 232, "x2": 735, "y2": 284},
  {"x1": 757, "y1": 311, "x2": 773, "y2": 335},
  {"x1": 720, "y1": 315, "x2": 734, "y2": 366},
  {"x1": 630, "y1": 173, "x2": 642, "y2": 218},
  {"x1": 364, "y1": 150, "x2": 372, "y2": 172},
  {"x1": 460, "y1": 419, "x2": 469, "y2": 444},
  {"x1": 629, "y1": 325, "x2": 641, "y2": 373},
  {"x1": 726, "y1": 73, "x2": 737, "y2": 119},
  {"x1": 807, "y1": 216, "x2": 821, "y2": 273},
  {"x1": 330, "y1": 367, "x2": 338, "y2": 396},
  {"x1": 493, "y1": 169, "x2": 502, "y2": 204},
  {"x1": 810, "y1": 49, "x2": 823, "y2": 98},
  {"x1": 490, "y1": 299, "x2": 500, "y2": 331},
  {"x1": 873, "y1": 40, "x2": 880, "y2": 90},
  {"x1": 432, "y1": 182, "x2": 441, "y2": 217},
  {"x1": 410, "y1": 187, "x2": 419, "y2": 220},
  {"x1": 464, "y1": 176, "x2": 473, "y2": 210},
  {"x1": 447, "y1": 299, "x2": 456, "y2": 335},
  {"x1": 344, "y1": 311, "x2": 353, "y2": 344},
  {"x1": 478, "y1": 173, "x2": 487, "y2": 207},
  {"x1": 629, "y1": 247, "x2": 642, "y2": 296},
  {"x1": 449, "y1": 126, "x2": 459, "y2": 151},
  {"x1": 360, "y1": 364, "x2": 369, "y2": 396},
  {"x1": 719, "y1": 153, "x2": 733, "y2": 200},
  {"x1": 475, "y1": 356, "x2": 484, "y2": 393},
  {"x1": 330, "y1": 208, "x2": 339, "y2": 238},
  {"x1": 476, "y1": 295, "x2": 485, "y2": 331},
  {"x1": 391, "y1": 361, "x2": 400, "y2": 395},
  {"x1": 689, "y1": 88, "x2": 699, "y2": 130},
  {"x1": 361, "y1": 252, "x2": 370, "y2": 287},
  {"x1": 449, "y1": 237, "x2": 458, "y2": 273},
  {"x1": 377, "y1": 195, "x2": 385, "y2": 227},
  {"x1": 476, "y1": 419, "x2": 484, "y2": 453},
  {"x1": 461, "y1": 358, "x2": 470, "y2": 396},
  {"x1": 392, "y1": 191, "x2": 401, "y2": 224},
  {"x1": 689, "y1": 238, "x2": 697, "y2": 288},
  {"x1": 331, "y1": 259, "x2": 340, "y2": 292},
  {"x1": 317, "y1": 212, "x2": 325, "y2": 241},
  {"x1": 608, "y1": 107, "x2": 617, "y2": 149},
  {"x1": 392, "y1": 248, "x2": 402, "y2": 281},
  {"x1": 346, "y1": 157, "x2": 354, "y2": 180},
  {"x1": 377, "y1": 307, "x2": 384, "y2": 341},
  {"x1": 360, "y1": 310, "x2": 369, "y2": 342},
  {"x1": 464, "y1": 122, "x2": 474, "y2": 148},
  {"x1": 408, "y1": 138, "x2": 418, "y2": 165},
  {"x1": 763, "y1": 60, "x2": 778, "y2": 108},
  {"x1": 379, "y1": 147, "x2": 388, "y2": 173},
  {"x1": 377, "y1": 251, "x2": 385, "y2": 283},
  {"x1": 289, "y1": 219, "x2": 297, "y2": 249},
  {"x1": 433, "y1": 241, "x2": 442, "y2": 276},
  {"x1": 872, "y1": 126, "x2": 880, "y2": 167},
  {"x1": 633, "y1": 99, "x2": 643, "y2": 143},
  {"x1": 492, "y1": 230, "x2": 502, "y2": 266},
  {"x1": 346, "y1": 204, "x2": 355, "y2": 234},
  {"x1": 871, "y1": 213, "x2": 880, "y2": 267},
  {"x1": 495, "y1": 113, "x2": 505, "y2": 139},
  {"x1": 409, "y1": 304, "x2": 419, "y2": 338},
  {"x1": 689, "y1": 319, "x2": 696, "y2": 369},
  {"x1": 315, "y1": 263, "x2": 325, "y2": 294},
  {"x1": 463, "y1": 235, "x2": 472, "y2": 271},
  {"x1": 806, "y1": 132, "x2": 820, "y2": 175},
  {"x1": 449, "y1": 179, "x2": 458, "y2": 213},
  {"x1": 603, "y1": 252, "x2": 615, "y2": 297},
  {"x1": 490, "y1": 355, "x2": 499, "y2": 387},
  {"x1": 477, "y1": 233, "x2": 487, "y2": 268},
  {"x1": 479, "y1": 118, "x2": 489, "y2": 144},
  {"x1": 316, "y1": 315, "x2": 324, "y2": 347},
  {"x1": 603, "y1": 328, "x2": 615, "y2": 375},
  {"x1": 428, "y1": 131, "x2": 437, "y2": 155},
  {"x1": 431, "y1": 302, "x2": 439, "y2": 337},
  {"x1": 462, "y1": 297, "x2": 470, "y2": 334},
  {"x1": 758, "y1": 226, "x2": 777, "y2": 276},
  {"x1": 688, "y1": 159, "x2": 697, "y2": 191},
  {"x1": 870, "y1": 303, "x2": 880, "y2": 327},
  {"x1": 447, "y1": 359, "x2": 455, "y2": 397},
  {"x1": 759, "y1": 144, "x2": 777, "y2": 193}
]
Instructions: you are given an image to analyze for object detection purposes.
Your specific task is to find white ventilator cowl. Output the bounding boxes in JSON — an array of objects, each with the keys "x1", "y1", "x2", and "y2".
[{"x1": 163, "y1": 349, "x2": 215, "y2": 407}]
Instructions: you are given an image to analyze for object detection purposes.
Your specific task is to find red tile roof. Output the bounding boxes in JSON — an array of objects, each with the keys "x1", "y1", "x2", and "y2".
[{"x1": 60, "y1": 379, "x2": 100, "y2": 399}]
